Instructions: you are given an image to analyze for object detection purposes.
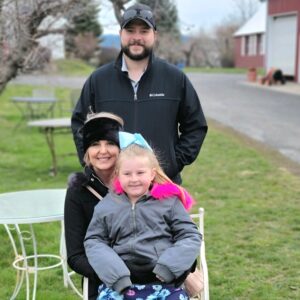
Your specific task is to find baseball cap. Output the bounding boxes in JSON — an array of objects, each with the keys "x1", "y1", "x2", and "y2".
[
  {"x1": 121, "y1": 3, "x2": 156, "y2": 30},
  {"x1": 82, "y1": 112, "x2": 124, "y2": 153}
]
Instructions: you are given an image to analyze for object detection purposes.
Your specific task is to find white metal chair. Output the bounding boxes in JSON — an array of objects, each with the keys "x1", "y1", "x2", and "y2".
[
  {"x1": 60, "y1": 223, "x2": 84, "y2": 298},
  {"x1": 83, "y1": 276, "x2": 89, "y2": 300},
  {"x1": 190, "y1": 208, "x2": 209, "y2": 300},
  {"x1": 82, "y1": 207, "x2": 209, "y2": 300}
]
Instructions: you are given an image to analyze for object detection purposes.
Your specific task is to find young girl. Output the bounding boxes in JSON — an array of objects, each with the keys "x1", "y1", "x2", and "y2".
[{"x1": 84, "y1": 132, "x2": 201, "y2": 300}]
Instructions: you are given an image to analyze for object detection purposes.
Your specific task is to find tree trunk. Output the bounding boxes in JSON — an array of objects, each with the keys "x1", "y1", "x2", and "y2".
[{"x1": 0, "y1": 0, "x2": 76, "y2": 94}]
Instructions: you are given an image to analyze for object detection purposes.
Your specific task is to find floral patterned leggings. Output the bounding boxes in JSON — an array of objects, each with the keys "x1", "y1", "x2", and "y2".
[{"x1": 97, "y1": 284, "x2": 189, "y2": 300}]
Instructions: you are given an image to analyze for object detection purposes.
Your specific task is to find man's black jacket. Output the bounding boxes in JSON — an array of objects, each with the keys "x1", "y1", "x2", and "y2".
[{"x1": 72, "y1": 52, "x2": 207, "y2": 183}]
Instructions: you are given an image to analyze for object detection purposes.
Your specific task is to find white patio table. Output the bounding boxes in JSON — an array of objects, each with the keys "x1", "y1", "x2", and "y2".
[
  {"x1": 27, "y1": 118, "x2": 71, "y2": 176},
  {"x1": 0, "y1": 189, "x2": 81, "y2": 299},
  {"x1": 11, "y1": 96, "x2": 57, "y2": 122}
]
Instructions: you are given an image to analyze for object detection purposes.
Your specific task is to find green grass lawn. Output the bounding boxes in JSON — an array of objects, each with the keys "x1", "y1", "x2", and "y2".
[
  {"x1": 49, "y1": 58, "x2": 95, "y2": 77},
  {"x1": 0, "y1": 79, "x2": 299, "y2": 299}
]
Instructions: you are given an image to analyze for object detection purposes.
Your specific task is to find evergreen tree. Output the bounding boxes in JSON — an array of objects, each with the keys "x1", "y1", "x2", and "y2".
[
  {"x1": 138, "y1": 0, "x2": 180, "y2": 36},
  {"x1": 71, "y1": 0, "x2": 102, "y2": 36},
  {"x1": 65, "y1": 0, "x2": 102, "y2": 62},
  {"x1": 137, "y1": 0, "x2": 181, "y2": 63}
]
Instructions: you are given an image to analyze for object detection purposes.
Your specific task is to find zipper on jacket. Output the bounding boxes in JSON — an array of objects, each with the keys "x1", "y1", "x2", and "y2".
[
  {"x1": 134, "y1": 92, "x2": 137, "y2": 101},
  {"x1": 131, "y1": 203, "x2": 137, "y2": 252}
]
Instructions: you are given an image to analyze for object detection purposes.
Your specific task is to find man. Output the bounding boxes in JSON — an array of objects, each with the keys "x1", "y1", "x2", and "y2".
[{"x1": 71, "y1": 3, "x2": 207, "y2": 184}]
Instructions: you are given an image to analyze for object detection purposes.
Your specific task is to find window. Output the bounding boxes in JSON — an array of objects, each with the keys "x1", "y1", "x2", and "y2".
[
  {"x1": 257, "y1": 34, "x2": 265, "y2": 55},
  {"x1": 242, "y1": 35, "x2": 257, "y2": 56},
  {"x1": 248, "y1": 35, "x2": 257, "y2": 56},
  {"x1": 241, "y1": 36, "x2": 246, "y2": 56}
]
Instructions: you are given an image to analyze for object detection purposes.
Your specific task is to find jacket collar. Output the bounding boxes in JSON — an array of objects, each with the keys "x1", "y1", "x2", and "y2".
[
  {"x1": 113, "y1": 179, "x2": 194, "y2": 211},
  {"x1": 84, "y1": 166, "x2": 109, "y2": 195}
]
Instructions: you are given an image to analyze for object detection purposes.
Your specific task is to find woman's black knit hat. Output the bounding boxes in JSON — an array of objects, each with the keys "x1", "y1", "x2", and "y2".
[{"x1": 82, "y1": 113, "x2": 124, "y2": 153}]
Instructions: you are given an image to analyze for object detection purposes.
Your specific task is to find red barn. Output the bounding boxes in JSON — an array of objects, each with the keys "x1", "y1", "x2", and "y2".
[
  {"x1": 266, "y1": 0, "x2": 300, "y2": 82},
  {"x1": 234, "y1": 0, "x2": 300, "y2": 82}
]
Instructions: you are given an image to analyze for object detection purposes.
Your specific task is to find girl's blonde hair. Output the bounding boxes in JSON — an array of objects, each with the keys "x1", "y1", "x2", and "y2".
[
  {"x1": 115, "y1": 144, "x2": 187, "y2": 203},
  {"x1": 115, "y1": 144, "x2": 168, "y2": 183}
]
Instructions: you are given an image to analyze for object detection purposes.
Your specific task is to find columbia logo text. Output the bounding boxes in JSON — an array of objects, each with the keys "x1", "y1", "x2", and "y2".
[{"x1": 149, "y1": 93, "x2": 165, "y2": 97}]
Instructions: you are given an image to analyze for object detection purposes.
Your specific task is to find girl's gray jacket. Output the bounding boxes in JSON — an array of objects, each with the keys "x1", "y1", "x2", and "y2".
[{"x1": 84, "y1": 192, "x2": 201, "y2": 294}]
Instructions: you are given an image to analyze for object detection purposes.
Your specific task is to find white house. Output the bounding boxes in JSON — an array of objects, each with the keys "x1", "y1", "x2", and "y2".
[{"x1": 38, "y1": 16, "x2": 66, "y2": 60}]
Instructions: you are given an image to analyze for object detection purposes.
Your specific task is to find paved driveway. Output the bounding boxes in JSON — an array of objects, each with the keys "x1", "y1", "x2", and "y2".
[
  {"x1": 12, "y1": 73, "x2": 300, "y2": 166},
  {"x1": 187, "y1": 73, "x2": 300, "y2": 166}
]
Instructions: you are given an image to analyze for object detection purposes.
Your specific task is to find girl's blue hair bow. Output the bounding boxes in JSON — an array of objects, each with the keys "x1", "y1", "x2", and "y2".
[{"x1": 119, "y1": 132, "x2": 152, "y2": 151}]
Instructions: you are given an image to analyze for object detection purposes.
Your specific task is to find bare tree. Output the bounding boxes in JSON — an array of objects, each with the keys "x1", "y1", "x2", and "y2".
[
  {"x1": 156, "y1": 33, "x2": 182, "y2": 63},
  {"x1": 0, "y1": 0, "x2": 81, "y2": 93},
  {"x1": 182, "y1": 30, "x2": 220, "y2": 68},
  {"x1": 108, "y1": 0, "x2": 129, "y2": 24},
  {"x1": 0, "y1": 0, "x2": 132, "y2": 94},
  {"x1": 0, "y1": 0, "x2": 182, "y2": 94},
  {"x1": 214, "y1": 21, "x2": 239, "y2": 67},
  {"x1": 181, "y1": 37, "x2": 198, "y2": 67},
  {"x1": 230, "y1": 0, "x2": 260, "y2": 25},
  {"x1": 210, "y1": 0, "x2": 260, "y2": 67}
]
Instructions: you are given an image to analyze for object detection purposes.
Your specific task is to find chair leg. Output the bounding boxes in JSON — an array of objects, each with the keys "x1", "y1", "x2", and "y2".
[{"x1": 83, "y1": 277, "x2": 89, "y2": 300}]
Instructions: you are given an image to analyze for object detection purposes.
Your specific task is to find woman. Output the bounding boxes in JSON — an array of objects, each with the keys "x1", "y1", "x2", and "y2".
[{"x1": 64, "y1": 112, "x2": 124, "y2": 300}]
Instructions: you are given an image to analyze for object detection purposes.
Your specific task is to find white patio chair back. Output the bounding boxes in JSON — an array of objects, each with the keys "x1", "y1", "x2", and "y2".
[{"x1": 190, "y1": 207, "x2": 209, "y2": 300}]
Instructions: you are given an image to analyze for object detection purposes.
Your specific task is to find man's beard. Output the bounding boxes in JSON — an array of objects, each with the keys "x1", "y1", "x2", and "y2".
[{"x1": 121, "y1": 42, "x2": 153, "y2": 61}]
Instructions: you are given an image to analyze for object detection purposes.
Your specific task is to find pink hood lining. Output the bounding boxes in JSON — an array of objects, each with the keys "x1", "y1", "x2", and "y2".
[{"x1": 113, "y1": 179, "x2": 195, "y2": 211}]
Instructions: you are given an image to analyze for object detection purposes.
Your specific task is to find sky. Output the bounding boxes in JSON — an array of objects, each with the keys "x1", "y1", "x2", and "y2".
[{"x1": 99, "y1": 0, "x2": 260, "y2": 35}]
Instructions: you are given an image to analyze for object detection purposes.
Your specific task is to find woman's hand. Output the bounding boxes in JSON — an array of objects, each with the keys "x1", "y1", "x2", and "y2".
[{"x1": 156, "y1": 274, "x2": 165, "y2": 282}]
